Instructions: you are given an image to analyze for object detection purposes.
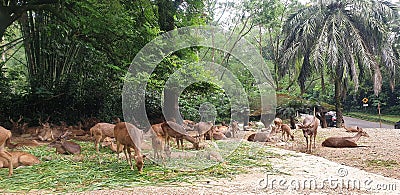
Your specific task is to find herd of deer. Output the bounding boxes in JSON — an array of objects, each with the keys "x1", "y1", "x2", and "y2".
[{"x1": 0, "y1": 114, "x2": 370, "y2": 176}]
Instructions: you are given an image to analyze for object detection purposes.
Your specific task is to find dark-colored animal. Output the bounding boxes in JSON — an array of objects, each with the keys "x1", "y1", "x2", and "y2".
[
  {"x1": 322, "y1": 127, "x2": 369, "y2": 148},
  {"x1": 114, "y1": 122, "x2": 144, "y2": 172},
  {"x1": 298, "y1": 115, "x2": 319, "y2": 153},
  {"x1": 49, "y1": 132, "x2": 81, "y2": 155},
  {"x1": 247, "y1": 132, "x2": 271, "y2": 142}
]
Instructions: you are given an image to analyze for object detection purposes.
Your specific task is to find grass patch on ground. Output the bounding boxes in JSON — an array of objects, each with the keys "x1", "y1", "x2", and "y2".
[
  {"x1": 345, "y1": 112, "x2": 400, "y2": 125},
  {"x1": 0, "y1": 140, "x2": 276, "y2": 193},
  {"x1": 366, "y1": 159, "x2": 399, "y2": 168}
]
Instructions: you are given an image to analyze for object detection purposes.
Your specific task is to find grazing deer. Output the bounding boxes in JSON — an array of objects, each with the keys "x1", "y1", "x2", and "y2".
[
  {"x1": 298, "y1": 115, "x2": 319, "y2": 153},
  {"x1": 281, "y1": 124, "x2": 294, "y2": 141},
  {"x1": 114, "y1": 122, "x2": 145, "y2": 172},
  {"x1": 0, "y1": 151, "x2": 40, "y2": 169},
  {"x1": 90, "y1": 123, "x2": 116, "y2": 152},
  {"x1": 161, "y1": 121, "x2": 199, "y2": 150},
  {"x1": 322, "y1": 127, "x2": 369, "y2": 148}
]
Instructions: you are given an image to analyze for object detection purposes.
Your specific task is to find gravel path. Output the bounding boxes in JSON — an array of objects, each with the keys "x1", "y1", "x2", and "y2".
[{"x1": 73, "y1": 145, "x2": 399, "y2": 195}]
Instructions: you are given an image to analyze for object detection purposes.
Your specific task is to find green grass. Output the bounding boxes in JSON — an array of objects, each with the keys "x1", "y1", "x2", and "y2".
[
  {"x1": 345, "y1": 112, "x2": 400, "y2": 125},
  {"x1": 0, "y1": 140, "x2": 277, "y2": 193},
  {"x1": 366, "y1": 159, "x2": 399, "y2": 168}
]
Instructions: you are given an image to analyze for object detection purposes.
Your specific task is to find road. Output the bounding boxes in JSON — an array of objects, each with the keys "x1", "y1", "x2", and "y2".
[{"x1": 343, "y1": 116, "x2": 393, "y2": 128}]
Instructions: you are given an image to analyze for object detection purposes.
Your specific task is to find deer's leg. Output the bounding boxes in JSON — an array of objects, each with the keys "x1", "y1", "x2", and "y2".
[
  {"x1": 116, "y1": 141, "x2": 121, "y2": 162},
  {"x1": 0, "y1": 150, "x2": 13, "y2": 176},
  {"x1": 304, "y1": 136, "x2": 309, "y2": 153}
]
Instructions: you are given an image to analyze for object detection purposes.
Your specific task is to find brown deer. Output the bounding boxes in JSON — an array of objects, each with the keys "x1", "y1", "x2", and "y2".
[
  {"x1": 90, "y1": 123, "x2": 116, "y2": 152},
  {"x1": 114, "y1": 122, "x2": 145, "y2": 172},
  {"x1": 49, "y1": 131, "x2": 81, "y2": 155},
  {"x1": 342, "y1": 124, "x2": 359, "y2": 132},
  {"x1": 273, "y1": 118, "x2": 283, "y2": 133},
  {"x1": 322, "y1": 127, "x2": 369, "y2": 148},
  {"x1": 0, "y1": 151, "x2": 40, "y2": 169},
  {"x1": 0, "y1": 126, "x2": 13, "y2": 176},
  {"x1": 161, "y1": 121, "x2": 199, "y2": 150},
  {"x1": 101, "y1": 137, "x2": 124, "y2": 153},
  {"x1": 298, "y1": 115, "x2": 319, "y2": 153},
  {"x1": 9, "y1": 116, "x2": 23, "y2": 135},
  {"x1": 281, "y1": 124, "x2": 294, "y2": 141},
  {"x1": 247, "y1": 132, "x2": 271, "y2": 142},
  {"x1": 193, "y1": 121, "x2": 214, "y2": 142}
]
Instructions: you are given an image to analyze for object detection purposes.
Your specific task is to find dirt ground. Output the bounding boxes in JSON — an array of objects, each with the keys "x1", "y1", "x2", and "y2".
[{"x1": 265, "y1": 127, "x2": 400, "y2": 179}]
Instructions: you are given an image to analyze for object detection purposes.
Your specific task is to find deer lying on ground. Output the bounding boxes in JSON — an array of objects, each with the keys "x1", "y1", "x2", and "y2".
[
  {"x1": 101, "y1": 137, "x2": 123, "y2": 153},
  {"x1": 298, "y1": 115, "x2": 319, "y2": 153},
  {"x1": 90, "y1": 123, "x2": 116, "y2": 152},
  {"x1": 322, "y1": 127, "x2": 369, "y2": 148},
  {"x1": 114, "y1": 122, "x2": 145, "y2": 172},
  {"x1": 341, "y1": 124, "x2": 359, "y2": 132},
  {"x1": 0, "y1": 151, "x2": 40, "y2": 169},
  {"x1": 9, "y1": 116, "x2": 23, "y2": 135},
  {"x1": 161, "y1": 121, "x2": 199, "y2": 150},
  {"x1": 281, "y1": 124, "x2": 294, "y2": 141},
  {"x1": 49, "y1": 131, "x2": 81, "y2": 155},
  {"x1": 0, "y1": 126, "x2": 13, "y2": 176},
  {"x1": 247, "y1": 132, "x2": 271, "y2": 142}
]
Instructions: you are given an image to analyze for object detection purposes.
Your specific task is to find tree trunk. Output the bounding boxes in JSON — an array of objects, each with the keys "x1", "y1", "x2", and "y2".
[{"x1": 335, "y1": 78, "x2": 344, "y2": 128}]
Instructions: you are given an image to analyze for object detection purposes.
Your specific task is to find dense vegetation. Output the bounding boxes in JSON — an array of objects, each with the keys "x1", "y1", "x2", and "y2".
[{"x1": 0, "y1": 0, "x2": 399, "y2": 130}]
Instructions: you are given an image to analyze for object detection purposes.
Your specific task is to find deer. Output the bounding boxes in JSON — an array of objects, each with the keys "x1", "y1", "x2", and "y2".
[
  {"x1": 149, "y1": 124, "x2": 171, "y2": 160},
  {"x1": 0, "y1": 151, "x2": 40, "y2": 169},
  {"x1": 161, "y1": 121, "x2": 199, "y2": 150},
  {"x1": 90, "y1": 123, "x2": 116, "y2": 152},
  {"x1": 322, "y1": 127, "x2": 369, "y2": 148},
  {"x1": 0, "y1": 126, "x2": 13, "y2": 176},
  {"x1": 341, "y1": 124, "x2": 360, "y2": 132},
  {"x1": 298, "y1": 115, "x2": 320, "y2": 153},
  {"x1": 247, "y1": 132, "x2": 271, "y2": 142},
  {"x1": 9, "y1": 116, "x2": 23, "y2": 135},
  {"x1": 193, "y1": 121, "x2": 214, "y2": 142},
  {"x1": 49, "y1": 131, "x2": 81, "y2": 155},
  {"x1": 114, "y1": 122, "x2": 145, "y2": 172},
  {"x1": 281, "y1": 124, "x2": 294, "y2": 141},
  {"x1": 101, "y1": 137, "x2": 124, "y2": 153}
]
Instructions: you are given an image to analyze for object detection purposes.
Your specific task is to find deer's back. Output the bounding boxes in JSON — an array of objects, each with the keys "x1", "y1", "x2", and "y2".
[{"x1": 322, "y1": 137, "x2": 358, "y2": 148}]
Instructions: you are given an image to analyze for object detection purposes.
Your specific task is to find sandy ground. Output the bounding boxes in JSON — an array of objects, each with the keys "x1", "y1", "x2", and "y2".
[{"x1": 268, "y1": 127, "x2": 400, "y2": 179}]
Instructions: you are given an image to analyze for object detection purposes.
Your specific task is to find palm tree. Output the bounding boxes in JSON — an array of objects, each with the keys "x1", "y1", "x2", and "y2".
[{"x1": 280, "y1": 0, "x2": 399, "y2": 127}]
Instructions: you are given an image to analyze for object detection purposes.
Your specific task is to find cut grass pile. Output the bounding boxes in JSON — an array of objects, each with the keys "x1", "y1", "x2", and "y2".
[{"x1": 0, "y1": 140, "x2": 278, "y2": 193}]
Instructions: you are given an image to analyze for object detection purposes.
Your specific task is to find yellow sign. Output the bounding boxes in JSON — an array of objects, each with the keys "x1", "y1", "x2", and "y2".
[{"x1": 362, "y1": 98, "x2": 368, "y2": 104}]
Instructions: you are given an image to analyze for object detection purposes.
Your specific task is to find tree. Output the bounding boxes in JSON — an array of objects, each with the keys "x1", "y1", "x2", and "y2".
[{"x1": 280, "y1": 0, "x2": 399, "y2": 127}]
